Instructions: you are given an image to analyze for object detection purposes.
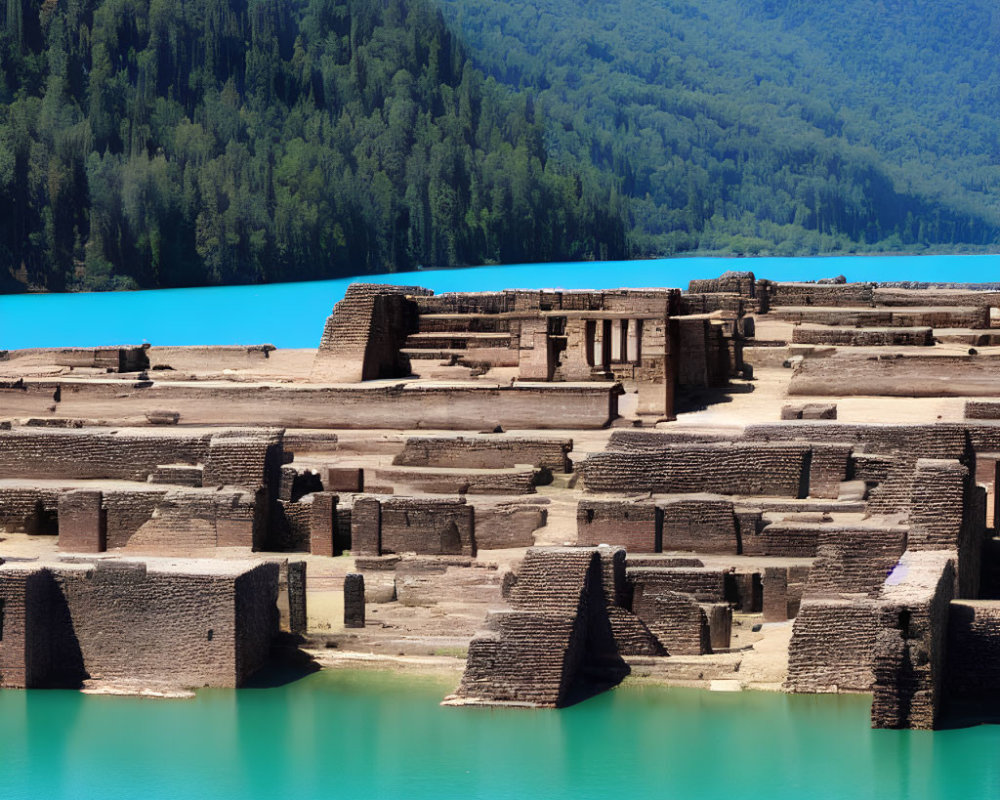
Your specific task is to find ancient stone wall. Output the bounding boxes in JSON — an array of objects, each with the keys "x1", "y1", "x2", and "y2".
[
  {"x1": 789, "y1": 355, "x2": 1000, "y2": 397},
  {"x1": 202, "y1": 429, "x2": 285, "y2": 494},
  {"x1": 687, "y1": 272, "x2": 756, "y2": 297},
  {"x1": 786, "y1": 598, "x2": 881, "y2": 692},
  {"x1": 370, "y1": 466, "x2": 538, "y2": 495},
  {"x1": 0, "y1": 429, "x2": 212, "y2": 482},
  {"x1": 658, "y1": 495, "x2": 738, "y2": 554},
  {"x1": 872, "y1": 288, "x2": 1000, "y2": 309},
  {"x1": 947, "y1": 600, "x2": 1000, "y2": 697},
  {"x1": 804, "y1": 526, "x2": 908, "y2": 598},
  {"x1": 632, "y1": 589, "x2": 711, "y2": 655},
  {"x1": 350, "y1": 497, "x2": 382, "y2": 556},
  {"x1": 791, "y1": 327, "x2": 933, "y2": 347},
  {"x1": 0, "y1": 560, "x2": 279, "y2": 689},
  {"x1": 233, "y1": 563, "x2": 282, "y2": 683},
  {"x1": 3, "y1": 376, "x2": 621, "y2": 431},
  {"x1": 908, "y1": 459, "x2": 982, "y2": 598},
  {"x1": 474, "y1": 500, "x2": 546, "y2": 550},
  {"x1": 0, "y1": 568, "x2": 52, "y2": 688},
  {"x1": 579, "y1": 443, "x2": 811, "y2": 497},
  {"x1": 743, "y1": 422, "x2": 971, "y2": 462},
  {"x1": 100, "y1": 488, "x2": 261, "y2": 552},
  {"x1": 453, "y1": 547, "x2": 629, "y2": 707},
  {"x1": 679, "y1": 293, "x2": 744, "y2": 315},
  {"x1": 349, "y1": 497, "x2": 474, "y2": 557},
  {"x1": 393, "y1": 436, "x2": 573, "y2": 472},
  {"x1": 871, "y1": 551, "x2": 955, "y2": 730},
  {"x1": 576, "y1": 498, "x2": 658, "y2": 552},
  {"x1": 57, "y1": 490, "x2": 105, "y2": 553},
  {"x1": 308, "y1": 493, "x2": 338, "y2": 557},
  {"x1": 313, "y1": 284, "x2": 429, "y2": 381},
  {"x1": 762, "y1": 281, "x2": 875, "y2": 308},
  {"x1": 808, "y1": 444, "x2": 853, "y2": 498},
  {"x1": 380, "y1": 498, "x2": 475, "y2": 557},
  {"x1": 0, "y1": 486, "x2": 59, "y2": 533},
  {"x1": 628, "y1": 567, "x2": 726, "y2": 602},
  {"x1": 769, "y1": 306, "x2": 989, "y2": 328}
]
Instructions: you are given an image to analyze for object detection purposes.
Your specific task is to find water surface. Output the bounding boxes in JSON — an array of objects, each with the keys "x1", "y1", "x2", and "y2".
[
  {"x1": 4, "y1": 254, "x2": 1000, "y2": 350},
  {"x1": 1, "y1": 670, "x2": 998, "y2": 800}
]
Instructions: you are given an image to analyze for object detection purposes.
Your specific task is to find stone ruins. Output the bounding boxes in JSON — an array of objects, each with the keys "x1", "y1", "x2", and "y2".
[{"x1": 3, "y1": 272, "x2": 1000, "y2": 725}]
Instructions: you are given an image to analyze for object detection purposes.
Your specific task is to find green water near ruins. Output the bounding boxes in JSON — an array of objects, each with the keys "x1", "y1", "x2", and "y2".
[{"x1": 1, "y1": 669, "x2": 999, "y2": 800}]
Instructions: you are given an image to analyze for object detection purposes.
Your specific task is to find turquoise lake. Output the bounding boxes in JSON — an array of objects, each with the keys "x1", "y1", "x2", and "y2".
[
  {"x1": 4, "y1": 253, "x2": 1000, "y2": 350},
  {"x1": 6, "y1": 253, "x2": 1000, "y2": 796},
  {"x1": 1, "y1": 669, "x2": 999, "y2": 800}
]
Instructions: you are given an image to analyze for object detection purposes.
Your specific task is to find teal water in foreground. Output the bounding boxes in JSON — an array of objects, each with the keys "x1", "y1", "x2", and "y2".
[
  {"x1": 4, "y1": 253, "x2": 1000, "y2": 349},
  {"x1": 1, "y1": 669, "x2": 999, "y2": 800}
]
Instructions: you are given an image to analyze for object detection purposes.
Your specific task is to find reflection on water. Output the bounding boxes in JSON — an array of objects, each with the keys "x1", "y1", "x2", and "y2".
[{"x1": 2, "y1": 671, "x2": 1000, "y2": 800}]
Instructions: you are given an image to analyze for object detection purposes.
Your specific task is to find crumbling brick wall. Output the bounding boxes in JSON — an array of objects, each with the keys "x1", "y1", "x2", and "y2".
[
  {"x1": 393, "y1": 436, "x2": 573, "y2": 473},
  {"x1": 577, "y1": 498, "x2": 658, "y2": 552},
  {"x1": 313, "y1": 284, "x2": 431, "y2": 382},
  {"x1": 350, "y1": 496, "x2": 475, "y2": 557},
  {"x1": 947, "y1": 599, "x2": 1000, "y2": 698},
  {"x1": 0, "y1": 487, "x2": 59, "y2": 533},
  {"x1": 871, "y1": 551, "x2": 955, "y2": 730},
  {"x1": 579, "y1": 443, "x2": 811, "y2": 497},
  {"x1": 791, "y1": 327, "x2": 933, "y2": 347},
  {"x1": 908, "y1": 459, "x2": 982, "y2": 598},
  {"x1": 762, "y1": 282, "x2": 875, "y2": 308},
  {"x1": 0, "y1": 429, "x2": 211, "y2": 481},
  {"x1": 453, "y1": 548, "x2": 628, "y2": 707},
  {"x1": 786, "y1": 598, "x2": 881, "y2": 692},
  {"x1": 804, "y1": 526, "x2": 908, "y2": 598},
  {"x1": 474, "y1": 500, "x2": 546, "y2": 549},
  {"x1": 0, "y1": 560, "x2": 279, "y2": 690},
  {"x1": 658, "y1": 495, "x2": 738, "y2": 554}
]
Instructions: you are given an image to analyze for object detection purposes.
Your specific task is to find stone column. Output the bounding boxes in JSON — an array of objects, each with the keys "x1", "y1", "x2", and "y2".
[
  {"x1": 288, "y1": 561, "x2": 307, "y2": 635},
  {"x1": 626, "y1": 319, "x2": 640, "y2": 362},
  {"x1": 610, "y1": 319, "x2": 623, "y2": 362},
  {"x1": 762, "y1": 567, "x2": 788, "y2": 622},
  {"x1": 344, "y1": 573, "x2": 365, "y2": 628},
  {"x1": 309, "y1": 493, "x2": 338, "y2": 557}
]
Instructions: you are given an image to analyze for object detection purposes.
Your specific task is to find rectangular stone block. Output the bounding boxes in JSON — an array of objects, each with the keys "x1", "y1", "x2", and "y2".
[
  {"x1": 325, "y1": 467, "x2": 363, "y2": 492},
  {"x1": 762, "y1": 567, "x2": 788, "y2": 622},
  {"x1": 344, "y1": 573, "x2": 365, "y2": 628},
  {"x1": 57, "y1": 490, "x2": 105, "y2": 553},
  {"x1": 309, "y1": 493, "x2": 338, "y2": 557},
  {"x1": 352, "y1": 497, "x2": 382, "y2": 556}
]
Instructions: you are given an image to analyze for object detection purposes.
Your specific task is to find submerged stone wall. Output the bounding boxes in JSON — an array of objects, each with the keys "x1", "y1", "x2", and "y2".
[
  {"x1": 947, "y1": 600, "x2": 1000, "y2": 698},
  {"x1": 0, "y1": 560, "x2": 279, "y2": 689},
  {"x1": 452, "y1": 547, "x2": 629, "y2": 707},
  {"x1": 786, "y1": 598, "x2": 881, "y2": 692},
  {"x1": 871, "y1": 552, "x2": 955, "y2": 730}
]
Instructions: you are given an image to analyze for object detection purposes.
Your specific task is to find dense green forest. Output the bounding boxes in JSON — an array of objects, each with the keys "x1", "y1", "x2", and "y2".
[
  {"x1": 0, "y1": 0, "x2": 625, "y2": 290},
  {"x1": 4, "y1": 0, "x2": 1000, "y2": 290},
  {"x1": 439, "y1": 0, "x2": 1000, "y2": 257}
]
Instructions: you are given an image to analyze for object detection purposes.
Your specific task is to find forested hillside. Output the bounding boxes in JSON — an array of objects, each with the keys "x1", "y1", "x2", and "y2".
[
  {"x1": 4, "y1": 0, "x2": 1000, "y2": 291},
  {"x1": 438, "y1": 0, "x2": 1000, "y2": 256},
  {"x1": 0, "y1": 0, "x2": 625, "y2": 290}
]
